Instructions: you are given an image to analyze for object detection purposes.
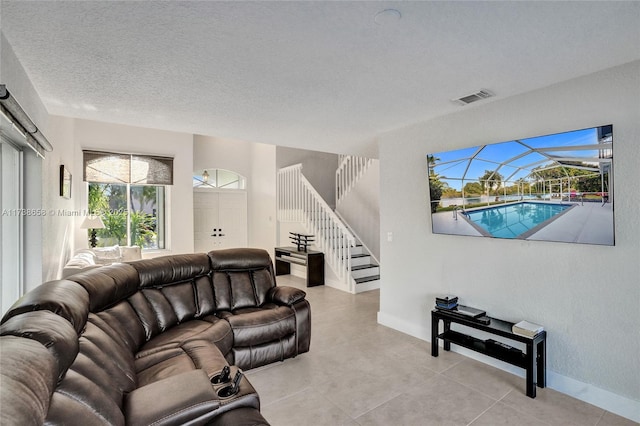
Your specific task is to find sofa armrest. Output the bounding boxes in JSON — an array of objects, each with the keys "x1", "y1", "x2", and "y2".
[
  {"x1": 125, "y1": 370, "x2": 219, "y2": 426},
  {"x1": 208, "y1": 407, "x2": 270, "y2": 426},
  {"x1": 267, "y1": 286, "x2": 306, "y2": 306}
]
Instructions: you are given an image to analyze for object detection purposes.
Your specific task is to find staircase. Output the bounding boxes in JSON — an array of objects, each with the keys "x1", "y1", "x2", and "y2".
[
  {"x1": 336, "y1": 155, "x2": 374, "y2": 204},
  {"x1": 349, "y1": 243, "x2": 380, "y2": 292},
  {"x1": 336, "y1": 155, "x2": 380, "y2": 292},
  {"x1": 277, "y1": 163, "x2": 379, "y2": 293}
]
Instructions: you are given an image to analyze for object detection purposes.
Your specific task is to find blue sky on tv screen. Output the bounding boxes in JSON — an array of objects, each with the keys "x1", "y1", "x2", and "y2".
[{"x1": 429, "y1": 127, "x2": 601, "y2": 190}]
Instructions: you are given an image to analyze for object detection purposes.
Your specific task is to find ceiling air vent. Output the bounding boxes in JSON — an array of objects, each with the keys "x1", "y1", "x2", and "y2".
[{"x1": 452, "y1": 89, "x2": 494, "y2": 106}]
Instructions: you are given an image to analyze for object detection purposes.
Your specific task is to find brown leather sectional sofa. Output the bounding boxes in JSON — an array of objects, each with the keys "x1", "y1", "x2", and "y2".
[{"x1": 0, "y1": 248, "x2": 311, "y2": 425}]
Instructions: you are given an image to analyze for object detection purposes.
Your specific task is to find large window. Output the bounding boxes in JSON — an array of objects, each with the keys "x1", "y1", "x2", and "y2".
[
  {"x1": 1, "y1": 138, "x2": 23, "y2": 314},
  {"x1": 88, "y1": 183, "x2": 165, "y2": 249},
  {"x1": 84, "y1": 151, "x2": 172, "y2": 249}
]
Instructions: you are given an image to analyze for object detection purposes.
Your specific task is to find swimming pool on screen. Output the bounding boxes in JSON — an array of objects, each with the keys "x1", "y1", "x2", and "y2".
[{"x1": 462, "y1": 202, "x2": 573, "y2": 239}]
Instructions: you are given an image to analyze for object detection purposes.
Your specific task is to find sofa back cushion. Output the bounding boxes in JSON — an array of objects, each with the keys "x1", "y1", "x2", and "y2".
[
  {"x1": 96, "y1": 301, "x2": 147, "y2": 353},
  {"x1": 93, "y1": 245, "x2": 121, "y2": 263},
  {"x1": 69, "y1": 264, "x2": 140, "y2": 312},
  {"x1": 0, "y1": 311, "x2": 79, "y2": 382},
  {"x1": 42, "y1": 310, "x2": 139, "y2": 426},
  {"x1": 128, "y1": 254, "x2": 215, "y2": 340},
  {"x1": 132, "y1": 253, "x2": 210, "y2": 288},
  {"x1": 120, "y1": 245, "x2": 142, "y2": 262},
  {"x1": 1, "y1": 280, "x2": 90, "y2": 335},
  {"x1": 0, "y1": 309, "x2": 129, "y2": 425},
  {"x1": 77, "y1": 313, "x2": 138, "y2": 392},
  {"x1": 0, "y1": 336, "x2": 58, "y2": 426},
  {"x1": 208, "y1": 248, "x2": 276, "y2": 311}
]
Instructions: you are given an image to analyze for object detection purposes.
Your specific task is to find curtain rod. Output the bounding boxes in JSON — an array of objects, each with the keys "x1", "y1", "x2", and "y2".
[{"x1": 0, "y1": 84, "x2": 53, "y2": 153}]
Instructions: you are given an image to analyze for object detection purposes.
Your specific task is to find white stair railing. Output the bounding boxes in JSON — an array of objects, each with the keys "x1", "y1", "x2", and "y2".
[
  {"x1": 278, "y1": 164, "x2": 356, "y2": 288},
  {"x1": 336, "y1": 155, "x2": 374, "y2": 204}
]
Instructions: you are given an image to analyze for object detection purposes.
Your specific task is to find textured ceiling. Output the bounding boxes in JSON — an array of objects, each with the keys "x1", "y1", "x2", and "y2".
[{"x1": 1, "y1": 1, "x2": 639, "y2": 156}]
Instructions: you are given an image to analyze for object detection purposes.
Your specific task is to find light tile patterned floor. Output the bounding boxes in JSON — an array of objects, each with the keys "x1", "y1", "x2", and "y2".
[{"x1": 246, "y1": 275, "x2": 636, "y2": 426}]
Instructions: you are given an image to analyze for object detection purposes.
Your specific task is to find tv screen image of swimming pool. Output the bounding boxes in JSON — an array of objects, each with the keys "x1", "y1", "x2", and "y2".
[{"x1": 463, "y1": 202, "x2": 572, "y2": 239}]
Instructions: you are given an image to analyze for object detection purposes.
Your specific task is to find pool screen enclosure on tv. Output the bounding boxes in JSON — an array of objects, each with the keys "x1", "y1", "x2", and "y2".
[{"x1": 427, "y1": 125, "x2": 614, "y2": 246}]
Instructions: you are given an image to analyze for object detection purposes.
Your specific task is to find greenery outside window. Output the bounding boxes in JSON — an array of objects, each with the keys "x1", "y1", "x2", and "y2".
[
  {"x1": 84, "y1": 151, "x2": 172, "y2": 249},
  {"x1": 88, "y1": 183, "x2": 165, "y2": 249}
]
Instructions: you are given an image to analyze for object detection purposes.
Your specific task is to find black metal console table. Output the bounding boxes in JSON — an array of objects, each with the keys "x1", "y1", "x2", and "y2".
[
  {"x1": 274, "y1": 247, "x2": 324, "y2": 287},
  {"x1": 431, "y1": 309, "x2": 546, "y2": 398}
]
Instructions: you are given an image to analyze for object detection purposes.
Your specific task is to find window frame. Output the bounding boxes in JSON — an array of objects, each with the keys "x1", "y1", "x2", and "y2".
[
  {"x1": 83, "y1": 150, "x2": 173, "y2": 251},
  {"x1": 1, "y1": 138, "x2": 24, "y2": 314}
]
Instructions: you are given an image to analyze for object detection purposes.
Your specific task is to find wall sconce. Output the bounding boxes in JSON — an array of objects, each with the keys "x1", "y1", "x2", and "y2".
[{"x1": 80, "y1": 215, "x2": 105, "y2": 248}]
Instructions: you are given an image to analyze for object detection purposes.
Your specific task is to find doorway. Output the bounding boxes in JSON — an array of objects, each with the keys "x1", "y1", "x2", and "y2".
[{"x1": 193, "y1": 190, "x2": 247, "y2": 252}]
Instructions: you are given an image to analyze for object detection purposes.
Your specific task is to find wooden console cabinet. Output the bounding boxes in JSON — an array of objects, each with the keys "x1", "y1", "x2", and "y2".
[
  {"x1": 274, "y1": 247, "x2": 324, "y2": 287},
  {"x1": 431, "y1": 309, "x2": 546, "y2": 398}
]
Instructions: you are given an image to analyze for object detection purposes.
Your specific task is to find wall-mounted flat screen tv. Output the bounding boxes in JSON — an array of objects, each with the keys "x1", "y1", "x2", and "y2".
[{"x1": 427, "y1": 125, "x2": 613, "y2": 245}]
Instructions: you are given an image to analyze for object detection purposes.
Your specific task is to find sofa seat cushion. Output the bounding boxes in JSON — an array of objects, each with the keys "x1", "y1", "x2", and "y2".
[
  {"x1": 216, "y1": 304, "x2": 279, "y2": 320},
  {"x1": 224, "y1": 306, "x2": 296, "y2": 347},
  {"x1": 137, "y1": 316, "x2": 233, "y2": 355},
  {"x1": 135, "y1": 339, "x2": 229, "y2": 387},
  {"x1": 135, "y1": 319, "x2": 232, "y2": 387},
  {"x1": 125, "y1": 369, "x2": 219, "y2": 426},
  {"x1": 232, "y1": 336, "x2": 297, "y2": 370}
]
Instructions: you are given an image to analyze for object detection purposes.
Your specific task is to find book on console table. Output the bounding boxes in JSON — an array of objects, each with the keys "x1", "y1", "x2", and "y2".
[
  {"x1": 435, "y1": 304, "x2": 485, "y2": 318},
  {"x1": 435, "y1": 295, "x2": 458, "y2": 310},
  {"x1": 512, "y1": 320, "x2": 544, "y2": 338}
]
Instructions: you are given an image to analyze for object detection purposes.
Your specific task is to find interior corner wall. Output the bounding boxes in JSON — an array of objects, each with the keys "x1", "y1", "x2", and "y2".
[
  {"x1": 41, "y1": 116, "x2": 77, "y2": 282},
  {"x1": 0, "y1": 34, "x2": 48, "y2": 129},
  {"x1": 193, "y1": 135, "x2": 277, "y2": 253},
  {"x1": 249, "y1": 142, "x2": 277, "y2": 253},
  {"x1": 377, "y1": 61, "x2": 640, "y2": 416},
  {"x1": 71, "y1": 119, "x2": 194, "y2": 256}
]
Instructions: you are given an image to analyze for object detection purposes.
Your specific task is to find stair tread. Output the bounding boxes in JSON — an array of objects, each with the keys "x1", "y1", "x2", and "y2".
[
  {"x1": 355, "y1": 275, "x2": 380, "y2": 284},
  {"x1": 350, "y1": 254, "x2": 370, "y2": 258},
  {"x1": 352, "y1": 264, "x2": 378, "y2": 271}
]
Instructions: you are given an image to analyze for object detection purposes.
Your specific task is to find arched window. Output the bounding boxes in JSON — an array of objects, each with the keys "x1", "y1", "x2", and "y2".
[{"x1": 193, "y1": 169, "x2": 245, "y2": 190}]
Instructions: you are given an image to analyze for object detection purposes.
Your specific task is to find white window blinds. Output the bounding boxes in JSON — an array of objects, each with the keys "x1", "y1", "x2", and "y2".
[{"x1": 83, "y1": 150, "x2": 173, "y2": 185}]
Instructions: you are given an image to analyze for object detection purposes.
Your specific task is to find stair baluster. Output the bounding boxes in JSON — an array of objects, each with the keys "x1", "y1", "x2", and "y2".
[{"x1": 277, "y1": 164, "x2": 356, "y2": 290}]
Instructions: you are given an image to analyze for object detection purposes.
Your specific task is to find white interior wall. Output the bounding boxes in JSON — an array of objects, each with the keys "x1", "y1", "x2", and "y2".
[
  {"x1": 72, "y1": 119, "x2": 194, "y2": 256},
  {"x1": 42, "y1": 116, "x2": 77, "y2": 282},
  {"x1": 193, "y1": 135, "x2": 277, "y2": 254},
  {"x1": 249, "y1": 142, "x2": 277, "y2": 253},
  {"x1": 378, "y1": 61, "x2": 640, "y2": 420}
]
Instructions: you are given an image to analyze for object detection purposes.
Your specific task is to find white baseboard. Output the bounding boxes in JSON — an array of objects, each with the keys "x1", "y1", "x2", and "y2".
[
  {"x1": 377, "y1": 311, "x2": 430, "y2": 341},
  {"x1": 289, "y1": 267, "x2": 306, "y2": 281},
  {"x1": 377, "y1": 311, "x2": 640, "y2": 423},
  {"x1": 289, "y1": 264, "x2": 350, "y2": 293},
  {"x1": 323, "y1": 277, "x2": 349, "y2": 293},
  {"x1": 546, "y1": 371, "x2": 640, "y2": 423}
]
